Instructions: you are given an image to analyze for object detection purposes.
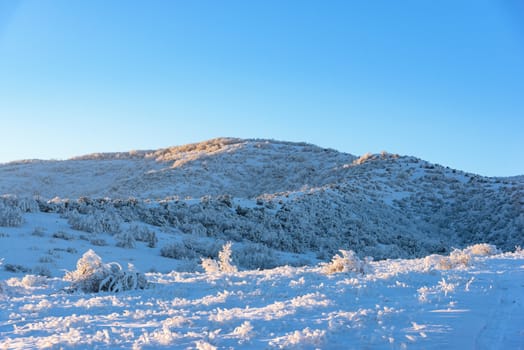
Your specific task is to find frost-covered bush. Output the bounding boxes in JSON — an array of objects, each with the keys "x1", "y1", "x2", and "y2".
[
  {"x1": 160, "y1": 241, "x2": 197, "y2": 260},
  {"x1": 129, "y1": 224, "x2": 157, "y2": 248},
  {"x1": 90, "y1": 238, "x2": 108, "y2": 246},
  {"x1": 116, "y1": 231, "x2": 136, "y2": 249},
  {"x1": 423, "y1": 244, "x2": 498, "y2": 271},
  {"x1": 67, "y1": 209, "x2": 122, "y2": 234},
  {"x1": 433, "y1": 244, "x2": 499, "y2": 270},
  {"x1": 32, "y1": 265, "x2": 52, "y2": 278},
  {"x1": 436, "y1": 249, "x2": 470, "y2": 270},
  {"x1": 218, "y1": 242, "x2": 237, "y2": 273},
  {"x1": 21, "y1": 274, "x2": 47, "y2": 287},
  {"x1": 201, "y1": 257, "x2": 220, "y2": 274},
  {"x1": 4, "y1": 263, "x2": 30, "y2": 273},
  {"x1": 0, "y1": 195, "x2": 39, "y2": 213},
  {"x1": 65, "y1": 250, "x2": 148, "y2": 293},
  {"x1": 201, "y1": 242, "x2": 237, "y2": 274},
  {"x1": 353, "y1": 152, "x2": 375, "y2": 165},
  {"x1": 463, "y1": 243, "x2": 498, "y2": 256},
  {"x1": 322, "y1": 250, "x2": 369, "y2": 274},
  {"x1": 52, "y1": 231, "x2": 75, "y2": 241},
  {"x1": 0, "y1": 201, "x2": 24, "y2": 227},
  {"x1": 233, "y1": 243, "x2": 278, "y2": 269},
  {"x1": 161, "y1": 238, "x2": 223, "y2": 261},
  {"x1": 16, "y1": 197, "x2": 40, "y2": 213},
  {"x1": 183, "y1": 237, "x2": 223, "y2": 259}
]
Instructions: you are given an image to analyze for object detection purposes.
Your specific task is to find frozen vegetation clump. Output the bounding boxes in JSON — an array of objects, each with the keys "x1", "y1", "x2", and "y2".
[
  {"x1": 425, "y1": 243, "x2": 501, "y2": 271},
  {"x1": 67, "y1": 209, "x2": 122, "y2": 234},
  {"x1": 21, "y1": 274, "x2": 47, "y2": 288},
  {"x1": 32, "y1": 265, "x2": 52, "y2": 278},
  {"x1": 64, "y1": 249, "x2": 148, "y2": 293},
  {"x1": 463, "y1": 243, "x2": 499, "y2": 256},
  {"x1": 201, "y1": 242, "x2": 238, "y2": 274},
  {"x1": 322, "y1": 250, "x2": 370, "y2": 274},
  {"x1": 0, "y1": 201, "x2": 24, "y2": 227},
  {"x1": 0, "y1": 195, "x2": 39, "y2": 213},
  {"x1": 233, "y1": 243, "x2": 278, "y2": 270},
  {"x1": 115, "y1": 231, "x2": 136, "y2": 249},
  {"x1": 161, "y1": 241, "x2": 197, "y2": 260},
  {"x1": 129, "y1": 224, "x2": 157, "y2": 248}
]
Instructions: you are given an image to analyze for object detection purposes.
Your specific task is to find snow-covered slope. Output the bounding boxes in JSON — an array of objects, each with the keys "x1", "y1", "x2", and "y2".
[
  {"x1": 0, "y1": 138, "x2": 521, "y2": 260},
  {"x1": 0, "y1": 138, "x2": 523, "y2": 349},
  {"x1": 0, "y1": 138, "x2": 357, "y2": 199}
]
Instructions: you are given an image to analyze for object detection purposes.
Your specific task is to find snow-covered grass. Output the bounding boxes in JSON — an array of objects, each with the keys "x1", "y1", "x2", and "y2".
[{"x1": 1, "y1": 247, "x2": 523, "y2": 349}]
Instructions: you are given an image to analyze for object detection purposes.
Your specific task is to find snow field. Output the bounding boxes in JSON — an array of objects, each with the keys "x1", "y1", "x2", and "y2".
[{"x1": 1, "y1": 248, "x2": 523, "y2": 349}]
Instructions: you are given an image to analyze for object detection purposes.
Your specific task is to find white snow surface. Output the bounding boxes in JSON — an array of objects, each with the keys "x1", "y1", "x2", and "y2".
[{"x1": 1, "y1": 239, "x2": 523, "y2": 349}]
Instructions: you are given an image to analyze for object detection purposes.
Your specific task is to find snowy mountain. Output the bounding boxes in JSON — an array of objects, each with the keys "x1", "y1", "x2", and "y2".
[
  {"x1": 1, "y1": 138, "x2": 523, "y2": 349},
  {"x1": 0, "y1": 138, "x2": 357, "y2": 199},
  {"x1": 1, "y1": 138, "x2": 522, "y2": 262}
]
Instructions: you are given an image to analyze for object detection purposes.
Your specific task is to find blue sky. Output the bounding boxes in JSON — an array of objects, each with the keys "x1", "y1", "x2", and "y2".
[{"x1": 0, "y1": 0, "x2": 523, "y2": 176}]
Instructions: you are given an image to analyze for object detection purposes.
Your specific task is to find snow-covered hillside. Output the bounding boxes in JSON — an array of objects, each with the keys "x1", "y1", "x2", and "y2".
[
  {"x1": 0, "y1": 138, "x2": 357, "y2": 199},
  {"x1": 0, "y1": 138, "x2": 522, "y2": 261},
  {"x1": 0, "y1": 138, "x2": 523, "y2": 348}
]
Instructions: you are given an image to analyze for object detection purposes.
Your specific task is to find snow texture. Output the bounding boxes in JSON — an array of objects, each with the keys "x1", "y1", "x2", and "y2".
[{"x1": 0, "y1": 246, "x2": 523, "y2": 349}]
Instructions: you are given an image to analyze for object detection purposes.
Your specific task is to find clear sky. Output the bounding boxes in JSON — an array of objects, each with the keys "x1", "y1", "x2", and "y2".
[{"x1": 0, "y1": 0, "x2": 523, "y2": 176}]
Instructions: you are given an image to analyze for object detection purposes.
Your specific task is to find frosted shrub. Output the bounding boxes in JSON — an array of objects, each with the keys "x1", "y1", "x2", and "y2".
[
  {"x1": 435, "y1": 244, "x2": 498, "y2": 270},
  {"x1": 201, "y1": 242, "x2": 238, "y2": 274},
  {"x1": 0, "y1": 195, "x2": 39, "y2": 213},
  {"x1": 161, "y1": 241, "x2": 197, "y2": 260},
  {"x1": 65, "y1": 250, "x2": 148, "y2": 293},
  {"x1": 436, "y1": 249, "x2": 470, "y2": 270},
  {"x1": 32, "y1": 265, "x2": 52, "y2": 278},
  {"x1": 218, "y1": 242, "x2": 238, "y2": 273},
  {"x1": 16, "y1": 197, "x2": 40, "y2": 213},
  {"x1": 463, "y1": 243, "x2": 498, "y2": 256},
  {"x1": 52, "y1": 231, "x2": 75, "y2": 241},
  {"x1": 323, "y1": 250, "x2": 369, "y2": 275},
  {"x1": 4, "y1": 263, "x2": 30, "y2": 273},
  {"x1": 233, "y1": 243, "x2": 277, "y2": 269},
  {"x1": 232, "y1": 321, "x2": 254, "y2": 343},
  {"x1": 0, "y1": 202, "x2": 24, "y2": 227},
  {"x1": 90, "y1": 238, "x2": 108, "y2": 246},
  {"x1": 201, "y1": 258, "x2": 220, "y2": 274},
  {"x1": 21, "y1": 274, "x2": 47, "y2": 287},
  {"x1": 353, "y1": 153, "x2": 375, "y2": 165},
  {"x1": 116, "y1": 231, "x2": 136, "y2": 249},
  {"x1": 68, "y1": 210, "x2": 103, "y2": 233},
  {"x1": 130, "y1": 224, "x2": 157, "y2": 248},
  {"x1": 434, "y1": 247, "x2": 475, "y2": 270},
  {"x1": 67, "y1": 210, "x2": 122, "y2": 234}
]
